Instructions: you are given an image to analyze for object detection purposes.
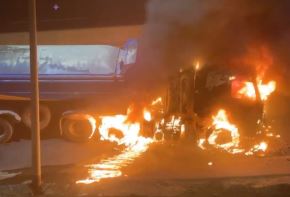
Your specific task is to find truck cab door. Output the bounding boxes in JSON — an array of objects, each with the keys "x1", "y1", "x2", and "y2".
[{"x1": 116, "y1": 39, "x2": 138, "y2": 76}]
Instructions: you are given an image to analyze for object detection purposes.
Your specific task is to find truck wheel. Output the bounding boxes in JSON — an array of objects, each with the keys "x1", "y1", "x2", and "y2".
[
  {"x1": 0, "y1": 118, "x2": 14, "y2": 143},
  {"x1": 22, "y1": 105, "x2": 51, "y2": 130},
  {"x1": 62, "y1": 119, "x2": 95, "y2": 142}
]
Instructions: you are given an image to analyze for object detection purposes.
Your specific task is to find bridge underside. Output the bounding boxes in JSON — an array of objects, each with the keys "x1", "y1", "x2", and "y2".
[{"x1": 0, "y1": 25, "x2": 144, "y2": 47}]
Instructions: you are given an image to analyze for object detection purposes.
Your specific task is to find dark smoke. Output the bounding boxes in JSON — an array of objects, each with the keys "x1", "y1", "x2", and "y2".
[
  {"x1": 131, "y1": 0, "x2": 290, "y2": 140},
  {"x1": 134, "y1": 0, "x2": 290, "y2": 89}
]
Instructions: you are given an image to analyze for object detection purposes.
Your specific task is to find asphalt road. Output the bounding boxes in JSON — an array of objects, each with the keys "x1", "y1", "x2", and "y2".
[{"x1": 1, "y1": 138, "x2": 290, "y2": 196}]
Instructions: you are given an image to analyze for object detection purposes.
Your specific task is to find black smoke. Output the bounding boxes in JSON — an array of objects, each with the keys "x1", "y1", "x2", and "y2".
[{"x1": 134, "y1": 0, "x2": 290, "y2": 88}]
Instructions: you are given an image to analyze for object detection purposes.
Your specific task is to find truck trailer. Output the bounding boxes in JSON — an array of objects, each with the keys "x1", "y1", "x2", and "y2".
[{"x1": 0, "y1": 40, "x2": 138, "y2": 143}]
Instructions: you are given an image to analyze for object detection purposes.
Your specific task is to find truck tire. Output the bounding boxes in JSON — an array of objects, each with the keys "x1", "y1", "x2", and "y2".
[
  {"x1": 0, "y1": 118, "x2": 14, "y2": 143},
  {"x1": 62, "y1": 119, "x2": 95, "y2": 142},
  {"x1": 22, "y1": 105, "x2": 51, "y2": 130}
]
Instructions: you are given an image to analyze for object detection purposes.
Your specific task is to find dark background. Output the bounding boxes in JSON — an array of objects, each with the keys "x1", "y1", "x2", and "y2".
[{"x1": 0, "y1": 0, "x2": 147, "y2": 32}]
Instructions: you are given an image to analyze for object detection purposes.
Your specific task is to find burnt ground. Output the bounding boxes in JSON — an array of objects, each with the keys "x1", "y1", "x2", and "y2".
[{"x1": 1, "y1": 140, "x2": 290, "y2": 197}]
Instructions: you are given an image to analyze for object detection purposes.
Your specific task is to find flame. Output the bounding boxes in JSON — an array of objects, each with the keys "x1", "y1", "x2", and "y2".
[
  {"x1": 88, "y1": 116, "x2": 97, "y2": 139},
  {"x1": 143, "y1": 108, "x2": 152, "y2": 122},
  {"x1": 99, "y1": 115, "x2": 141, "y2": 147},
  {"x1": 207, "y1": 109, "x2": 243, "y2": 154},
  {"x1": 77, "y1": 87, "x2": 278, "y2": 185},
  {"x1": 78, "y1": 104, "x2": 156, "y2": 184},
  {"x1": 151, "y1": 97, "x2": 162, "y2": 106},
  {"x1": 76, "y1": 137, "x2": 152, "y2": 184},
  {"x1": 229, "y1": 76, "x2": 236, "y2": 81},
  {"x1": 195, "y1": 61, "x2": 200, "y2": 70},
  {"x1": 198, "y1": 138, "x2": 206, "y2": 150},
  {"x1": 256, "y1": 141, "x2": 268, "y2": 152},
  {"x1": 198, "y1": 109, "x2": 273, "y2": 156},
  {"x1": 245, "y1": 141, "x2": 268, "y2": 156},
  {"x1": 233, "y1": 45, "x2": 276, "y2": 101},
  {"x1": 238, "y1": 80, "x2": 276, "y2": 101},
  {"x1": 165, "y1": 116, "x2": 182, "y2": 131}
]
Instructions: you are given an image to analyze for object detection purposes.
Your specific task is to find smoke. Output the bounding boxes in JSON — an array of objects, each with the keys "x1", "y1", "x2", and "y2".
[{"x1": 135, "y1": 0, "x2": 290, "y2": 88}]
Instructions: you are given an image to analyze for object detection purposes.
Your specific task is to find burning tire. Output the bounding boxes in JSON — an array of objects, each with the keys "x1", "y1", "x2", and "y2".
[
  {"x1": 0, "y1": 118, "x2": 14, "y2": 143},
  {"x1": 62, "y1": 119, "x2": 95, "y2": 142},
  {"x1": 21, "y1": 104, "x2": 51, "y2": 130}
]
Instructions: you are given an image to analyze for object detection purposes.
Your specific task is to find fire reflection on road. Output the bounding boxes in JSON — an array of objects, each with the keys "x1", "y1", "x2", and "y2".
[{"x1": 76, "y1": 137, "x2": 153, "y2": 184}]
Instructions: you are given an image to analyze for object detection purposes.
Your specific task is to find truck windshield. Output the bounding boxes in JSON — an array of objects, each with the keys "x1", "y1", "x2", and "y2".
[{"x1": 0, "y1": 45, "x2": 121, "y2": 75}]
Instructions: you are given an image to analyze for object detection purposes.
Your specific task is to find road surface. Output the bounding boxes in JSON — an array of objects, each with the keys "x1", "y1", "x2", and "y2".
[{"x1": 0, "y1": 138, "x2": 290, "y2": 196}]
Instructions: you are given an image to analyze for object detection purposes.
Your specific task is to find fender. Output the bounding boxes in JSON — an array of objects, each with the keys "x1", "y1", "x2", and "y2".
[{"x1": 0, "y1": 110, "x2": 21, "y2": 123}]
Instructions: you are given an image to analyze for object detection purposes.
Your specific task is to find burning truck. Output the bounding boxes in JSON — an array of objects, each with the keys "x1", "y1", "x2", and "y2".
[
  {"x1": 158, "y1": 62, "x2": 277, "y2": 154},
  {"x1": 164, "y1": 63, "x2": 272, "y2": 138},
  {"x1": 80, "y1": 58, "x2": 278, "y2": 155},
  {"x1": 72, "y1": 60, "x2": 279, "y2": 184},
  {"x1": 0, "y1": 39, "x2": 279, "y2": 155}
]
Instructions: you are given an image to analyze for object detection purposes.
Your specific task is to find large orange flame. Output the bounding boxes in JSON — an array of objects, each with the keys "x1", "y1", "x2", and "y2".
[
  {"x1": 233, "y1": 45, "x2": 277, "y2": 101},
  {"x1": 238, "y1": 79, "x2": 276, "y2": 101},
  {"x1": 99, "y1": 115, "x2": 141, "y2": 146}
]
